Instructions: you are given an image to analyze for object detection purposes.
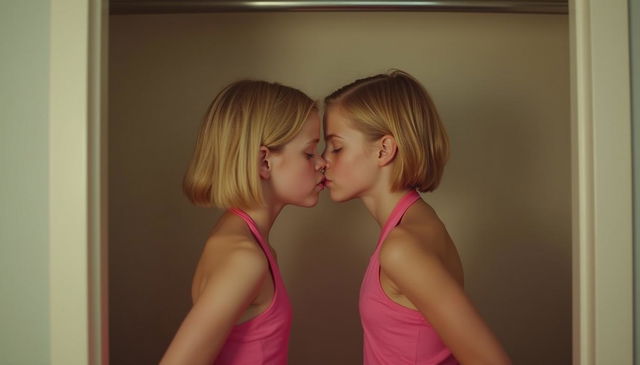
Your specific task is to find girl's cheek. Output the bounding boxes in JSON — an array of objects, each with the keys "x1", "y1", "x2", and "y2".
[{"x1": 305, "y1": 161, "x2": 316, "y2": 180}]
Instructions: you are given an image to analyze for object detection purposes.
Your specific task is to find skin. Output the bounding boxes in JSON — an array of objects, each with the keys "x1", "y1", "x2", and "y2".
[
  {"x1": 160, "y1": 111, "x2": 326, "y2": 365},
  {"x1": 322, "y1": 104, "x2": 511, "y2": 365}
]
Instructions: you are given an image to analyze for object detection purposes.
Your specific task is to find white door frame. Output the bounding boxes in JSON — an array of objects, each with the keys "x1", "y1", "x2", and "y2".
[
  {"x1": 49, "y1": 0, "x2": 108, "y2": 364},
  {"x1": 571, "y1": 0, "x2": 633, "y2": 363},
  {"x1": 48, "y1": 0, "x2": 633, "y2": 363}
]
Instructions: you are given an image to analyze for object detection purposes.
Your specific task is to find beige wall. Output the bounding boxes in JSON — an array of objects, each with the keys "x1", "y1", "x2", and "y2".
[
  {"x1": 109, "y1": 12, "x2": 570, "y2": 364},
  {"x1": 1, "y1": 1, "x2": 51, "y2": 364}
]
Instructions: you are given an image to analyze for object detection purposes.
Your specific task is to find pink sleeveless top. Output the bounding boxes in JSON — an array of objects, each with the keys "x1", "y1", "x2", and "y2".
[
  {"x1": 214, "y1": 208, "x2": 292, "y2": 365},
  {"x1": 360, "y1": 190, "x2": 458, "y2": 365}
]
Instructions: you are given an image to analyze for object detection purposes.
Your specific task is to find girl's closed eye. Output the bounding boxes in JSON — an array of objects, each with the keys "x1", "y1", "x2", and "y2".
[
  {"x1": 305, "y1": 152, "x2": 315, "y2": 159},
  {"x1": 331, "y1": 147, "x2": 342, "y2": 153}
]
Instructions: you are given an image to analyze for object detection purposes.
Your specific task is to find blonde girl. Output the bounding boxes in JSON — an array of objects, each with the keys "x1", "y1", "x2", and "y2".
[
  {"x1": 322, "y1": 70, "x2": 511, "y2": 365},
  {"x1": 161, "y1": 80, "x2": 326, "y2": 365}
]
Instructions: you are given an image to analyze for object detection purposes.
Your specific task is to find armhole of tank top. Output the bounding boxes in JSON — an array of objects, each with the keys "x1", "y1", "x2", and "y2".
[
  {"x1": 234, "y1": 237, "x2": 280, "y2": 328},
  {"x1": 375, "y1": 262, "x2": 423, "y2": 316},
  {"x1": 369, "y1": 192, "x2": 429, "y2": 321},
  {"x1": 247, "y1": 230, "x2": 279, "y2": 302},
  {"x1": 375, "y1": 228, "x2": 426, "y2": 318},
  {"x1": 228, "y1": 209, "x2": 281, "y2": 325}
]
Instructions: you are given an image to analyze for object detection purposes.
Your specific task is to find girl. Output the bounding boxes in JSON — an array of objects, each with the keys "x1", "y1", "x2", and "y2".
[
  {"x1": 322, "y1": 70, "x2": 511, "y2": 365},
  {"x1": 160, "y1": 80, "x2": 326, "y2": 364}
]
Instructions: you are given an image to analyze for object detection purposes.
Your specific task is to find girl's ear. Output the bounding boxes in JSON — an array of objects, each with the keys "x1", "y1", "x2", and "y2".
[
  {"x1": 377, "y1": 135, "x2": 397, "y2": 166},
  {"x1": 259, "y1": 146, "x2": 271, "y2": 179}
]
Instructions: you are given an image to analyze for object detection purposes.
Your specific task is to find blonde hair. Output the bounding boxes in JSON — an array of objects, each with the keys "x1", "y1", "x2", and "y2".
[
  {"x1": 325, "y1": 70, "x2": 449, "y2": 193},
  {"x1": 184, "y1": 80, "x2": 315, "y2": 208}
]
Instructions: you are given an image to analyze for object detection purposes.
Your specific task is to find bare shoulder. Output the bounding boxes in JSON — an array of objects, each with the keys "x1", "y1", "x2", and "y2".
[
  {"x1": 202, "y1": 233, "x2": 268, "y2": 275},
  {"x1": 380, "y1": 203, "x2": 463, "y2": 286},
  {"x1": 380, "y1": 227, "x2": 443, "y2": 271},
  {"x1": 192, "y1": 232, "x2": 269, "y2": 301},
  {"x1": 191, "y1": 235, "x2": 267, "y2": 299},
  {"x1": 381, "y1": 201, "x2": 450, "y2": 258},
  {"x1": 379, "y1": 200, "x2": 455, "y2": 273}
]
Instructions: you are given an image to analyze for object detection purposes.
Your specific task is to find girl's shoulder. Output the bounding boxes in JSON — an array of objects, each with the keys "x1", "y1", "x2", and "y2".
[
  {"x1": 380, "y1": 226, "x2": 443, "y2": 266},
  {"x1": 195, "y1": 220, "x2": 268, "y2": 276},
  {"x1": 380, "y1": 208, "x2": 451, "y2": 268},
  {"x1": 380, "y1": 204, "x2": 463, "y2": 286},
  {"x1": 192, "y1": 232, "x2": 269, "y2": 301},
  {"x1": 201, "y1": 231, "x2": 266, "y2": 268}
]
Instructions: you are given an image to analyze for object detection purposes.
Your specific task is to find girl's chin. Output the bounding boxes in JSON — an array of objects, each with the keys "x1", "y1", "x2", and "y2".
[
  {"x1": 328, "y1": 189, "x2": 346, "y2": 202},
  {"x1": 328, "y1": 187, "x2": 359, "y2": 203},
  {"x1": 295, "y1": 192, "x2": 321, "y2": 207},
  {"x1": 300, "y1": 197, "x2": 320, "y2": 207}
]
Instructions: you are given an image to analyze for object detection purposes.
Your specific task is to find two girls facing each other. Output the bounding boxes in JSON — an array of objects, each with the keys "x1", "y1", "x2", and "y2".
[{"x1": 160, "y1": 71, "x2": 511, "y2": 365}]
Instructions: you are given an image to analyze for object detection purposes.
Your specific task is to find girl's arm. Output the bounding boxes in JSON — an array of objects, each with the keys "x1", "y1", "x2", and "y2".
[
  {"x1": 380, "y1": 230, "x2": 511, "y2": 365},
  {"x1": 159, "y1": 244, "x2": 268, "y2": 365}
]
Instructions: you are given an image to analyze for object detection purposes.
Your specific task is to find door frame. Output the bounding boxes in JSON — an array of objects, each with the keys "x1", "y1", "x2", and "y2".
[
  {"x1": 48, "y1": 0, "x2": 633, "y2": 363},
  {"x1": 570, "y1": 0, "x2": 633, "y2": 363},
  {"x1": 49, "y1": 0, "x2": 108, "y2": 364}
]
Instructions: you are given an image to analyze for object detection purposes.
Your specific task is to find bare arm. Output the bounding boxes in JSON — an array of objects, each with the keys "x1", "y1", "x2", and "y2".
[
  {"x1": 159, "y1": 245, "x2": 268, "y2": 365},
  {"x1": 381, "y1": 233, "x2": 511, "y2": 365}
]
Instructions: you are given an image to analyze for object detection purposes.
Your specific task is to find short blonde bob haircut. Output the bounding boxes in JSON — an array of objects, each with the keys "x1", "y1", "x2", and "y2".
[
  {"x1": 325, "y1": 70, "x2": 449, "y2": 193},
  {"x1": 184, "y1": 80, "x2": 315, "y2": 209}
]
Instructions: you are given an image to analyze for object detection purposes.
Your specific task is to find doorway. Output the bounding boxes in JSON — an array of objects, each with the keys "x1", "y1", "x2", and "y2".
[{"x1": 109, "y1": 6, "x2": 571, "y2": 365}]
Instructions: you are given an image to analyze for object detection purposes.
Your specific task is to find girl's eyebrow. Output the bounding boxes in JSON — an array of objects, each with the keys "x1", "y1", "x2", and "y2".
[
  {"x1": 325, "y1": 134, "x2": 343, "y2": 140},
  {"x1": 306, "y1": 138, "x2": 320, "y2": 145}
]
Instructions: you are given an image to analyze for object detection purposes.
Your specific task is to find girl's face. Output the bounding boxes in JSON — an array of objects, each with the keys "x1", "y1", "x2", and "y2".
[
  {"x1": 268, "y1": 111, "x2": 326, "y2": 207},
  {"x1": 322, "y1": 105, "x2": 379, "y2": 202}
]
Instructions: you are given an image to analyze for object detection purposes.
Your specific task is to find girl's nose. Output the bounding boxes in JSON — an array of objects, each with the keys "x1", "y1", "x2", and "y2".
[{"x1": 315, "y1": 155, "x2": 327, "y2": 172}]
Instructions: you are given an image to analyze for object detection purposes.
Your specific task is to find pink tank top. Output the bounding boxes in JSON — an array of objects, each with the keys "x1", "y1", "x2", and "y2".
[
  {"x1": 360, "y1": 190, "x2": 458, "y2": 365},
  {"x1": 214, "y1": 208, "x2": 292, "y2": 365}
]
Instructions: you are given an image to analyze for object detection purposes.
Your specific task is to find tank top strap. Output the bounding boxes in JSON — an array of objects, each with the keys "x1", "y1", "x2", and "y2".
[
  {"x1": 229, "y1": 208, "x2": 278, "y2": 268},
  {"x1": 375, "y1": 190, "x2": 421, "y2": 251}
]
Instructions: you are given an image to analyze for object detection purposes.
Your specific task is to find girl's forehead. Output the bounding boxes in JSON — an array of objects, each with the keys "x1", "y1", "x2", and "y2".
[
  {"x1": 289, "y1": 113, "x2": 320, "y2": 146},
  {"x1": 324, "y1": 108, "x2": 351, "y2": 134}
]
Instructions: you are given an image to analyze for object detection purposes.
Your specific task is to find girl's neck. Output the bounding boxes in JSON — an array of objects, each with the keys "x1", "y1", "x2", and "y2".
[
  {"x1": 360, "y1": 187, "x2": 414, "y2": 228},
  {"x1": 237, "y1": 201, "x2": 284, "y2": 241}
]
